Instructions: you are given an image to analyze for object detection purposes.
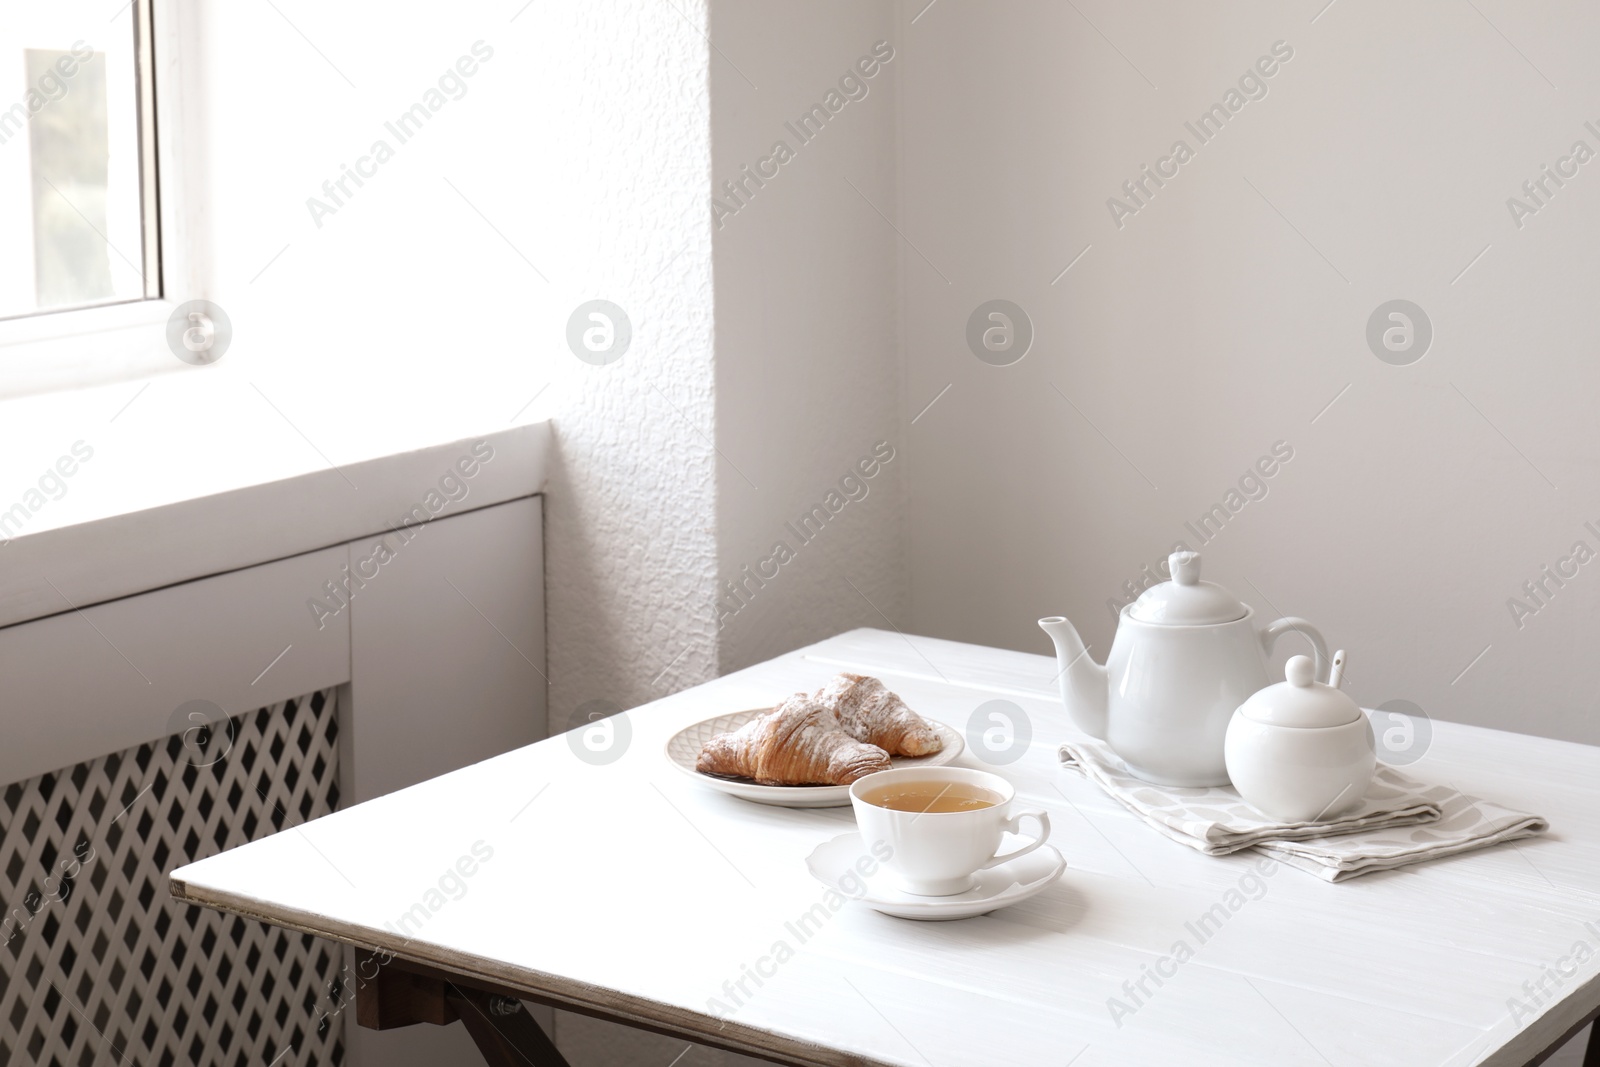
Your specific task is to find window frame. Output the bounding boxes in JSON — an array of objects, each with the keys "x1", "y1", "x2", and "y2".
[
  {"x1": 133, "y1": 0, "x2": 162, "y2": 299},
  {"x1": 0, "y1": 0, "x2": 210, "y2": 398}
]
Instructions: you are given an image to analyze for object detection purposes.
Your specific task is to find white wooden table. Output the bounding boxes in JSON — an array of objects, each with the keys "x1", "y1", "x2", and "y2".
[{"x1": 170, "y1": 628, "x2": 1600, "y2": 1067}]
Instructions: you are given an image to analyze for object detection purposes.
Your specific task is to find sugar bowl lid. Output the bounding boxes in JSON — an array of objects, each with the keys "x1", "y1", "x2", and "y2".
[
  {"x1": 1237, "y1": 654, "x2": 1362, "y2": 728},
  {"x1": 1128, "y1": 551, "x2": 1249, "y2": 625}
]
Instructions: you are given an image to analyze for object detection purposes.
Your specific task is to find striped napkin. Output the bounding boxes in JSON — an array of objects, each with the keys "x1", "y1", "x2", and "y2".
[{"x1": 1060, "y1": 740, "x2": 1548, "y2": 882}]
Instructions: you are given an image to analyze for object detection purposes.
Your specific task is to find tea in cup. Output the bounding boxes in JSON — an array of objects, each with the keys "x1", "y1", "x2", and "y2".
[{"x1": 849, "y1": 767, "x2": 1051, "y2": 896}]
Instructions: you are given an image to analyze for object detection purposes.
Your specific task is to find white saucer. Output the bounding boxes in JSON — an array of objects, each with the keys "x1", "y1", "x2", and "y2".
[
  {"x1": 804, "y1": 831, "x2": 1066, "y2": 921},
  {"x1": 665, "y1": 710, "x2": 964, "y2": 808}
]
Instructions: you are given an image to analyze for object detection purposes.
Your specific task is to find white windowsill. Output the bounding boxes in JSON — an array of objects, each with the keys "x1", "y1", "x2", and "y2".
[
  {"x1": 0, "y1": 299, "x2": 187, "y2": 399},
  {"x1": 0, "y1": 372, "x2": 552, "y2": 629}
]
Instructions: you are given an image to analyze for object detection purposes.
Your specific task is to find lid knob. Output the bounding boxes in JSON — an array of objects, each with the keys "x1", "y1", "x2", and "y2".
[
  {"x1": 1130, "y1": 551, "x2": 1247, "y2": 624},
  {"x1": 1286, "y1": 655, "x2": 1316, "y2": 688},
  {"x1": 1169, "y1": 551, "x2": 1201, "y2": 586}
]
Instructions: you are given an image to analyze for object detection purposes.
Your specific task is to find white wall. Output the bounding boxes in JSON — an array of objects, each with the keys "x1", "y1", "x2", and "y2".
[
  {"x1": 711, "y1": 0, "x2": 906, "y2": 674},
  {"x1": 899, "y1": 0, "x2": 1600, "y2": 750}
]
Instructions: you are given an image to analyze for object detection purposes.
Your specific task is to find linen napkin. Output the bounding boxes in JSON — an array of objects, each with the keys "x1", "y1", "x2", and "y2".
[
  {"x1": 1059, "y1": 740, "x2": 1548, "y2": 882},
  {"x1": 1255, "y1": 779, "x2": 1550, "y2": 881}
]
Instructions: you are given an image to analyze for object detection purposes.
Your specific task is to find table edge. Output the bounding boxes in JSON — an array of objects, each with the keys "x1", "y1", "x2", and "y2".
[{"x1": 168, "y1": 875, "x2": 897, "y2": 1067}]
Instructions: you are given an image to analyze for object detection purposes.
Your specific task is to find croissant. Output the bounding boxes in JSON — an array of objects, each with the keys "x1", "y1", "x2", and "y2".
[
  {"x1": 811, "y1": 673, "x2": 944, "y2": 757},
  {"x1": 697, "y1": 698, "x2": 891, "y2": 785}
]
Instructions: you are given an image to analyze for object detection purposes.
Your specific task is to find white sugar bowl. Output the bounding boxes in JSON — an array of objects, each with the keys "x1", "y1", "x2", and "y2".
[{"x1": 1224, "y1": 653, "x2": 1376, "y2": 823}]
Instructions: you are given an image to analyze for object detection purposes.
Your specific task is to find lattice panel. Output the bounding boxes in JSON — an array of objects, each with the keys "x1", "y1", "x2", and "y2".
[{"x1": 0, "y1": 690, "x2": 345, "y2": 1066}]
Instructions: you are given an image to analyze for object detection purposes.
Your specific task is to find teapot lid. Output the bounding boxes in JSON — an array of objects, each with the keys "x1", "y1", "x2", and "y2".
[
  {"x1": 1128, "y1": 552, "x2": 1248, "y2": 625},
  {"x1": 1237, "y1": 655, "x2": 1363, "y2": 728}
]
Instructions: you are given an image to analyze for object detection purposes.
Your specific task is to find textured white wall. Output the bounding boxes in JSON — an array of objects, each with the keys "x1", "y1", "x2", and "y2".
[
  {"x1": 537, "y1": 0, "x2": 722, "y2": 725},
  {"x1": 899, "y1": 0, "x2": 1600, "y2": 752},
  {"x1": 711, "y1": 0, "x2": 906, "y2": 675}
]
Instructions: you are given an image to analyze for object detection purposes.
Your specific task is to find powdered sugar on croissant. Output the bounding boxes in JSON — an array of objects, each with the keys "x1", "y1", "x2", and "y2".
[
  {"x1": 813, "y1": 673, "x2": 944, "y2": 757},
  {"x1": 696, "y1": 698, "x2": 891, "y2": 786}
]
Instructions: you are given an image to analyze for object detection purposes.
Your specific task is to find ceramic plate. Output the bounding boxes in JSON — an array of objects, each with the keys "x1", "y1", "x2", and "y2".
[
  {"x1": 805, "y1": 831, "x2": 1067, "y2": 920},
  {"x1": 665, "y1": 709, "x2": 964, "y2": 808}
]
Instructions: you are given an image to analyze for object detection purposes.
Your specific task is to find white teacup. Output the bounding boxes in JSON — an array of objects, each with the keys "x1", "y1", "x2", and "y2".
[{"x1": 849, "y1": 767, "x2": 1052, "y2": 896}]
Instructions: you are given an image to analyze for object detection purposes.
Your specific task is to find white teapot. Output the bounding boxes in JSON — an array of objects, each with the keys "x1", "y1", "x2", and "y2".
[{"x1": 1040, "y1": 551, "x2": 1329, "y2": 787}]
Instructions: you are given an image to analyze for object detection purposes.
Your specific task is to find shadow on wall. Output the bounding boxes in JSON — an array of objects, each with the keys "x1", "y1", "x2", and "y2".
[{"x1": 544, "y1": 431, "x2": 633, "y2": 737}]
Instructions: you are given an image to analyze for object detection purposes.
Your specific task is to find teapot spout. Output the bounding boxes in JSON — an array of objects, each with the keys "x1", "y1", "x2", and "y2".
[{"x1": 1039, "y1": 616, "x2": 1109, "y2": 741}]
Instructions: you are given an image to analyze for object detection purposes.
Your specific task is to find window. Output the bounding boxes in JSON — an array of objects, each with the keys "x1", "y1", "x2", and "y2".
[{"x1": 0, "y1": 1, "x2": 159, "y2": 322}]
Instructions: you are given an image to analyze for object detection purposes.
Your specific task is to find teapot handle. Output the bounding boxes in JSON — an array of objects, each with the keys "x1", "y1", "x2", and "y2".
[{"x1": 1259, "y1": 617, "x2": 1330, "y2": 682}]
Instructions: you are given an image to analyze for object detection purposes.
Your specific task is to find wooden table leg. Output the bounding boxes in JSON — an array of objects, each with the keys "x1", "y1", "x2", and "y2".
[
  {"x1": 354, "y1": 950, "x2": 572, "y2": 1067},
  {"x1": 446, "y1": 981, "x2": 572, "y2": 1067}
]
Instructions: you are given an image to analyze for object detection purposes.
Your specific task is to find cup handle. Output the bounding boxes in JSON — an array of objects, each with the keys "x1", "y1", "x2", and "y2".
[{"x1": 980, "y1": 810, "x2": 1051, "y2": 870}]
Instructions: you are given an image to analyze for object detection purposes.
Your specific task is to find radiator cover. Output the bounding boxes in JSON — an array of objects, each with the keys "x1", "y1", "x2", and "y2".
[{"x1": 0, "y1": 690, "x2": 344, "y2": 1066}]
